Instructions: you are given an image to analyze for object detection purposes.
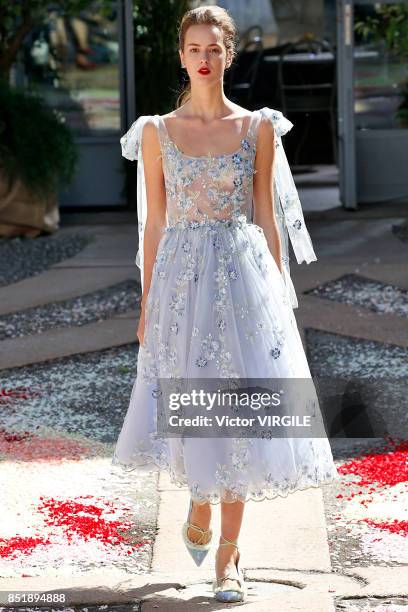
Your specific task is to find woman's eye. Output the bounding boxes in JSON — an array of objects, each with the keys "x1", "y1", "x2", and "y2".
[{"x1": 189, "y1": 48, "x2": 220, "y2": 53}]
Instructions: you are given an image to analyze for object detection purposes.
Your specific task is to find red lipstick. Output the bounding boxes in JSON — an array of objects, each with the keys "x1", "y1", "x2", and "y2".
[{"x1": 198, "y1": 67, "x2": 210, "y2": 75}]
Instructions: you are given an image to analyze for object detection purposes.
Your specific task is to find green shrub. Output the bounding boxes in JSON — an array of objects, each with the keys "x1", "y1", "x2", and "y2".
[{"x1": 0, "y1": 78, "x2": 79, "y2": 198}]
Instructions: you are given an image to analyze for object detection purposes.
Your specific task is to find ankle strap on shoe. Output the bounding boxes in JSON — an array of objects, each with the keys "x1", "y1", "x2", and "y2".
[
  {"x1": 219, "y1": 534, "x2": 238, "y2": 548},
  {"x1": 188, "y1": 522, "x2": 211, "y2": 536},
  {"x1": 187, "y1": 522, "x2": 212, "y2": 544}
]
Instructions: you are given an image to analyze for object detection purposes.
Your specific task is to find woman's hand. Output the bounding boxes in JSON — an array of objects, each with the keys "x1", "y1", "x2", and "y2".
[{"x1": 137, "y1": 303, "x2": 146, "y2": 346}]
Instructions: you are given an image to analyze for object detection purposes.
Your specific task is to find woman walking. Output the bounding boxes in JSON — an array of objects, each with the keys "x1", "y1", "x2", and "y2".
[{"x1": 113, "y1": 5, "x2": 339, "y2": 603}]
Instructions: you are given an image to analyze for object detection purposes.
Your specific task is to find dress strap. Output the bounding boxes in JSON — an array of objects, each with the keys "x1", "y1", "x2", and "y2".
[
  {"x1": 246, "y1": 110, "x2": 263, "y2": 223},
  {"x1": 154, "y1": 115, "x2": 168, "y2": 141},
  {"x1": 156, "y1": 112, "x2": 259, "y2": 157},
  {"x1": 152, "y1": 114, "x2": 169, "y2": 159},
  {"x1": 247, "y1": 109, "x2": 263, "y2": 146}
]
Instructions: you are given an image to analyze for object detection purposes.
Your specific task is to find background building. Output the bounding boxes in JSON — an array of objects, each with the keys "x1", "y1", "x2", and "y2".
[{"x1": 9, "y1": 0, "x2": 408, "y2": 211}]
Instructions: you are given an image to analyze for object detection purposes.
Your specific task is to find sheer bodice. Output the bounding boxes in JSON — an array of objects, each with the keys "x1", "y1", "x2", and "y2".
[
  {"x1": 119, "y1": 106, "x2": 318, "y2": 305},
  {"x1": 155, "y1": 112, "x2": 261, "y2": 228}
]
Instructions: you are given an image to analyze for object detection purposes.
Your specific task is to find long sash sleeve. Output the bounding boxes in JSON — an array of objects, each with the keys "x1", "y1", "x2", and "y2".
[
  {"x1": 120, "y1": 115, "x2": 155, "y2": 292},
  {"x1": 258, "y1": 107, "x2": 317, "y2": 309}
]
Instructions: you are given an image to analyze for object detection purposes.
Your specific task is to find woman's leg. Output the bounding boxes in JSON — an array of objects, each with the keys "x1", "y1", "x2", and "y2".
[
  {"x1": 187, "y1": 500, "x2": 212, "y2": 544},
  {"x1": 216, "y1": 499, "x2": 245, "y2": 581}
]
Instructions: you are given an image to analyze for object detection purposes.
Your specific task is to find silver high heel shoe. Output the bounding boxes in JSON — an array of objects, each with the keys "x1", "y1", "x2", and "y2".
[
  {"x1": 212, "y1": 534, "x2": 246, "y2": 603},
  {"x1": 181, "y1": 498, "x2": 212, "y2": 567}
]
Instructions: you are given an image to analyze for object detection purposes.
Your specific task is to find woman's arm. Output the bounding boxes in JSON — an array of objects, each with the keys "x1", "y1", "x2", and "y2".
[
  {"x1": 139, "y1": 121, "x2": 167, "y2": 309},
  {"x1": 252, "y1": 117, "x2": 284, "y2": 274}
]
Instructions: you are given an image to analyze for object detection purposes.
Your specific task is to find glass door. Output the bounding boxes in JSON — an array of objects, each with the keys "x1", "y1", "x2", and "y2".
[
  {"x1": 12, "y1": 0, "x2": 134, "y2": 207},
  {"x1": 337, "y1": 0, "x2": 408, "y2": 209}
]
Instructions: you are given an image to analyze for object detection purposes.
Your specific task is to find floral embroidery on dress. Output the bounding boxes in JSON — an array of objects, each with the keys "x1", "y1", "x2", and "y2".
[{"x1": 112, "y1": 109, "x2": 340, "y2": 504}]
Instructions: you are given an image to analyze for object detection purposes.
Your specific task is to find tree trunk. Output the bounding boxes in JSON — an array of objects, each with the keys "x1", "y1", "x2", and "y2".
[{"x1": 0, "y1": 10, "x2": 34, "y2": 78}]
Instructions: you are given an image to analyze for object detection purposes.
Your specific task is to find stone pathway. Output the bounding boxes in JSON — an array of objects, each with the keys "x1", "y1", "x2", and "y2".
[{"x1": 0, "y1": 211, "x2": 407, "y2": 611}]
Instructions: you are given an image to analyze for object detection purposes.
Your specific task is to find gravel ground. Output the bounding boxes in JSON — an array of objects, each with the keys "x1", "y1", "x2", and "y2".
[
  {"x1": 336, "y1": 598, "x2": 408, "y2": 611},
  {"x1": 0, "y1": 343, "x2": 159, "y2": 577},
  {"x1": 0, "y1": 279, "x2": 141, "y2": 340},
  {"x1": 304, "y1": 273, "x2": 408, "y2": 317},
  {"x1": 0, "y1": 232, "x2": 94, "y2": 288},
  {"x1": 306, "y1": 328, "x2": 408, "y2": 380},
  {"x1": 1, "y1": 343, "x2": 142, "y2": 444},
  {"x1": 305, "y1": 328, "x2": 408, "y2": 440},
  {"x1": 305, "y1": 328, "x2": 408, "y2": 574}
]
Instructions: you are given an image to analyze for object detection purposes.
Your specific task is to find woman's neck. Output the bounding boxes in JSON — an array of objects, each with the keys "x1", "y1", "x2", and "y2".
[{"x1": 183, "y1": 87, "x2": 232, "y2": 121}]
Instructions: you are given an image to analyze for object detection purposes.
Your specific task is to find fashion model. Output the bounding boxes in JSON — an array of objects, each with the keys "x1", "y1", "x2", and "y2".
[{"x1": 112, "y1": 5, "x2": 339, "y2": 604}]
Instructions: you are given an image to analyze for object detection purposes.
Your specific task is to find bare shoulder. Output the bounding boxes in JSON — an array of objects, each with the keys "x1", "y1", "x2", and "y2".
[
  {"x1": 160, "y1": 109, "x2": 194, "y2": 129},
  {"x1": 160, "y1": 110, "x2": 182, "y2": 124},
  {"x1": 141, "y1": 116, "x2": 159, "y2": 136},
  {"x1": 256, "y1": 113, "x2": 275, "y2": 154},
  {"x1": 229, "y1": 103, "x2": 253, "y2": 120},
  {"x1": 258, "y1": 112, "x2": 276, "y2": 140},
  {"x1": 161, "y1": 110, "x2": 178, "y2": 119},
  {"x1": 254, "y1": 113, "x2": 275, "y2": 170},
  {"x1": 140, "y1": 118, "x2": 161, "y2": 158}
]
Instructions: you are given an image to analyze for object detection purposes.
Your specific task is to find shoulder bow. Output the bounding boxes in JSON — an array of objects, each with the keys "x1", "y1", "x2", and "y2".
[
  {"x1": 257, "y1": 107, "x2": 317, "y2": 308},
  {"x1": 120, "y1": 114, "x2": 159, "y2": 291}
]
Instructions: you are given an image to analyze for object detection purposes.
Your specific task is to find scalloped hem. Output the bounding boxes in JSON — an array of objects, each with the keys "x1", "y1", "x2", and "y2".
[{"x1": 110, "y1": 454, "x2": 341, "y2": 505}]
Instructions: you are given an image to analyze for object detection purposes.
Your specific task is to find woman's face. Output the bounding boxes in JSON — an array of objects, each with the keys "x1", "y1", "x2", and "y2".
[{"x1": 179, "y1": 24, "x2": 231, "y2": 83}]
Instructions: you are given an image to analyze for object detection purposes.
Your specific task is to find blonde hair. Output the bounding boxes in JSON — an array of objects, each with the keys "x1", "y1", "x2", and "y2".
[{"x1": 176, "y1": 5, "x2": 238, "y2": 108}]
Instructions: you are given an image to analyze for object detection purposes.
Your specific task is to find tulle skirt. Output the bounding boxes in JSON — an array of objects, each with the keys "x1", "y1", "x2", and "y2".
[{"x1": 111, "y1": 216, "x2": 340, "y2": 504}]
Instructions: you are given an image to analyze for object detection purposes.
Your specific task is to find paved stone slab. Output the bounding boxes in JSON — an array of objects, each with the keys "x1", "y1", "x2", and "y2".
[
  {"x1": 292, "y1": 263, "x2": 408, "y2": 294},
  {"x1": 296, "y1": 295, "x2": 408, "y2": 348},
  {"x1": 0, "y1": 607, "x2": 140, "y2": 612},
  {"x1": 151, "y1": 488, "x2": 215, "y2": 575},
  {"x1": 308, "y1": 218, "x2": 405, "y2": 261},
  {"x1": 350, "y1": 567, "x2": 408, "y2": 597},
  {"x1": 0, "y1": 571, "x2": 145, "y2": 606},
  {"x1": 244, "y1": 566, "x2": 407, "y2": 599},
  {"x1": 306, "y1": 202, "x2": 407, "y2": 220},
  {"x1": 140, "y1": 582, "x2": 335, "y2": 610},
  {"x1": 52, "y1": 224, "x2": 139, "y2": 268},
  {"x1": 0, "y1": 267, "x2": 135, "y2": 316},
  {"x1": 0, "y1": 315, "x2": 138, "y2": 370},
  {"x1": 281, "y1": 261, "x2": 407, "y2": 350},
  {"x1": 247, "y1": 568, "x2": 360, "y2": 594},
  {"x1": 156, "y1": 472, "x2": 332, "y2": 574},
  {"x1": 1, "y1": 567, "x2": 406, "y2": 610}
]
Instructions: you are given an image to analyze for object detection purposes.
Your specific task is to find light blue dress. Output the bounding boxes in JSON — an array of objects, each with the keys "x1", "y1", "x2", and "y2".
[{"x1": 111, "y1": 108, "x2": 340, "y2": 504}]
